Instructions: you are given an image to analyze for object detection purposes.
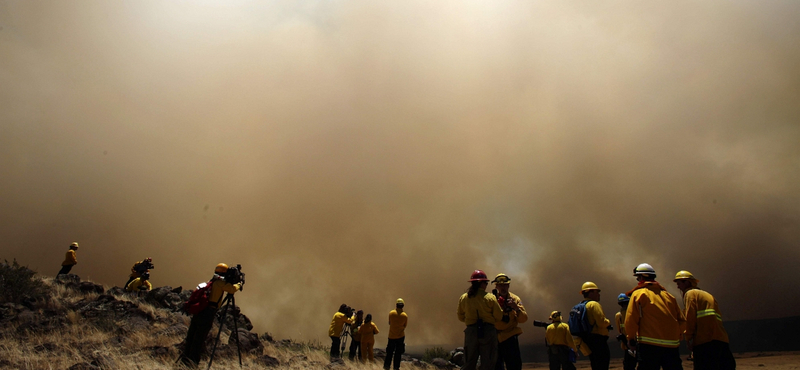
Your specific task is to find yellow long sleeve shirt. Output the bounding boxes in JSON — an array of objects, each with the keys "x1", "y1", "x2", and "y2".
[
  {"x1": 625, "y1": 281, "x2": 685, "y2": 348},
  {"x1": 546, "y1": 321, "x2": 577, "y2": 351},
  {"x1": 494, "y1": 292, "x2": 528, "y2": 343},
  {"x1": 388, "y1": 310, "x2": 408, "y2": 339},
  {"x1": 358, "y1": 322, "x2": 380, "y2": 344},
  {"x1": 586, "y1": 301, "x2": 610, "y2": 336},
  {"x1": 208, "y1": 278, "x2": 241, "y2": 309},
  {"x1": 682, "y1": 288, "x2": 729, "y2": 346},
  {"x1": 329, "y1": 312, "x2": 355, "y2": 337},
  {"x1": 125, "y1": 278, "x2": 152, "y2": 292},
  {"x1": 62, "y1": 250, "x2": 77, "y2": 266},
  {"x1": 457, "y1": 289, "x2": 503, "y2": 326},
  {"x1": 615, "y1": 311, "x2": 628, "y2": 350}
]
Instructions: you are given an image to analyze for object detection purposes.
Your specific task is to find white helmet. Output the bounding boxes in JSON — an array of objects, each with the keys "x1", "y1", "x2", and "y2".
[{"x1": 633, "y1": 263, "x2": 656, "y2": 276}]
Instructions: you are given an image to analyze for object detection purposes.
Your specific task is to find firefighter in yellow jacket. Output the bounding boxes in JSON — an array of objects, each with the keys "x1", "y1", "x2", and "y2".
[
  {"x1": 625, "y1": 263, "x2": 685, "y2": 370},
  {"x1": 57, "y1": 242, "x2": 79, "y2": 276},
  {"x1": 125, "y1": 272, "x2": 152, "y2": 292},
  {"x1": 329, "y1": 304, "x2": 355, "y2": 359},
  {"x1": 358, "y1": 313, "x2": 380, "y2": 363},
  {"x1": 614, "y1": 293, "x2": 635, "y2": 370},
  {"x1": 546, "y1": 311, "x2": 577, "y2": 370},
  {"x1": 492, "y1": 273, "x2": 528, "y2": 370},
  {"x1": 578, "y1": 282, "x2": 611, "y2": 370},
  {"x1": 125, "y1": 257, "x2": 154, "y2": 289},
  {"x1": 384, "y1": 298, "x2": 408, "y2": 370},
  {"x1": 179, "y1": 263, "x2": 242, "y2": 367},
  {"x1": 457, "y1": 270, "x2": 504, "y2": 370},
  {"x1": 674, "y1": 271, "x2": 735, "y2": 370}
]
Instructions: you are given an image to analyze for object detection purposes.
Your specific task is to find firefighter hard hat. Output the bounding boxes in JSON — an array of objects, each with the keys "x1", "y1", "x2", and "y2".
[
  {"x1": 215, "y1": 263, "x2": 228, "y2": 274},
  {"x1": 617, "y1": 293, "x2": 630, "y2": 304},
  {"x1": 70, "y1": 242, "x2": 79, "y2": 249},
  {"x1": 396, "y1": 298, "x2": 405, "y2": 305},
  {"x1": 469, "y1": 270, "x2": 490, "y2": 282},
  {"x1": 580, "y1": 282, "x2": 601, "y2": 294},
  {"x1": 492, "y1": 273, "x2": 511, "y2": 284},
  {"x1": 673, "y1": 270, "x2": 697, "y2": 281},
  {"x1": 550, "y1": 311, "x2": 562, "y2": 321},
  {"x1": 633, "y1": 263, "x2": 656, "y2": 276}
]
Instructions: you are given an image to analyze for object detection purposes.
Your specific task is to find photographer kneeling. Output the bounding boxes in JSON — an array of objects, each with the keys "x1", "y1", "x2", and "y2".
[{"x1": 180, "y1": 263, "x2": 243, "y2": 368}]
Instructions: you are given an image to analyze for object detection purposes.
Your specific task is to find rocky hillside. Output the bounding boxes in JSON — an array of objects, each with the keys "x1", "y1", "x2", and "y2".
[{"x1": 0, "y1": 260, "x2": 432, "y2": 369}]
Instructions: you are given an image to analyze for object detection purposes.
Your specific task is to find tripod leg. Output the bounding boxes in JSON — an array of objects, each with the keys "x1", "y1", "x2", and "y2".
[
  {"x1": 231, "y1": 295, "x2": 243, "y2": 367},
  {"x1": 207, "y1": 295, "x2": 231, "y2": 370}
]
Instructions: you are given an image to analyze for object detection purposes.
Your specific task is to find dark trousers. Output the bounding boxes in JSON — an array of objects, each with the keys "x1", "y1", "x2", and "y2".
[
  {"x1": 330, "y1": 336, "x2": 341, "y2": 358},
  {"x1": 349, "y1": 339, "x2": 361, "y2": 361},
  {"x1": 637, "y1": 344, "x2": 682, "y2": 370},
  {"x1": 181, "y1": 306, "x2": 217, "y2": 367},
  {"x1": 384, "y1": 336, "x2": 405, "y2": 369},
  {"x1": 495, "y1": 334, "x2": 522, "y2": 370},
  {"x1": 464, "y1": 325, "x2": 498, "y2": 370},
  {"x1": 692, "y1": 340, "x2": 735, "y2": 370},
  {"x1": 547, "y1": 345, "x2": 576, "y2": 370},
  {"x1": 622, "y1": 350, "x2": 636, "y2": 370},
  {"x1": 57, "y1": 264, "x2": 73, "y2": 276},
  {"x1": 584, "y1": 334, "x2": 610, "y2": 370}
]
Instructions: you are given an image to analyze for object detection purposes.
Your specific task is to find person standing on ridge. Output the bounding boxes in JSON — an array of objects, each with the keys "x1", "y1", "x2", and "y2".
[
  {"x1": 384, "y1": 298, "x2": 408, "y2": 370},
  {"x1": 492, "y1": 273, "x2": 528, "y2": 370},
  {"x1": 546, "y1": 311, "x2": 577, "y2": 370},
  {"x1": 358, "y1": 313, "x2": 380, "y2": 363},
  {"x1": 673, "y1": 270, "x2": 735, "y2": 370},
  {"x1": 614, "y1": 293, "x2": 636, "y2": 370},
  {"x1": 329, "y1": 304, "x2": 355, "y2": 359},
  {"x1": 625, "y1": 263, "x2": 685, "y2": 370},
  {"x1": 179, "y1": 263, "x2": 242, "y2": 368},
  {"x1": 577, "y1": 282, "x2": 611, "y2": 370},
  {"x1": 57, "y1": 242, "x2": 79, "y2": 276},
  {"x1": 457, "y1": 270, "x2": 504, "y2": 370}
]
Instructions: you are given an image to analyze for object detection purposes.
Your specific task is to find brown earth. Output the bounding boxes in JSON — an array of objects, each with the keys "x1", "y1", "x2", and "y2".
[{"x1": 522, "y1": 351, "x2": 800, "y2": 369}]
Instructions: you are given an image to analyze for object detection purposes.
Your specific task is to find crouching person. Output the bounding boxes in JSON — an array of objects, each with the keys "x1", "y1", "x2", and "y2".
[
  {"x1": 125, "y1": 272, "x2": 152, "y2": 292},
  {"x1": 179, "y1": 263, "x2": 242, "y2": 368}
]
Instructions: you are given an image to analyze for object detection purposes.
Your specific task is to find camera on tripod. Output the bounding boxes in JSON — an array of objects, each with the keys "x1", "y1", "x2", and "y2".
[{"x1": 224, "y1": 264, "x2": 245, "y2": 286}]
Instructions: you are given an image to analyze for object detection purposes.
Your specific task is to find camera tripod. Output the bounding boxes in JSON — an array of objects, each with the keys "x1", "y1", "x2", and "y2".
[
  {"x1": 207, "y1": 293, "x2": 243, "y2": 369},
  {"x1": 339, "y1": 323, "x2": 352, "y2": 355}
]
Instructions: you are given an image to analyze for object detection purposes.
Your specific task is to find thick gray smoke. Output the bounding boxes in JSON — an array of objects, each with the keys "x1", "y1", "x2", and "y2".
[{"x1": 1, "y1": 1, "x2": 799, "y2": 347}]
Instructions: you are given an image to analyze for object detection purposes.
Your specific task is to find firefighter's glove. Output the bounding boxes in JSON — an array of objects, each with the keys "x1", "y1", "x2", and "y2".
[
  {"x1": 616, "y1": 334, "x2": 626, "y2": 343},
  {"x1": 628, "y1": 339, "x2": 638, "y2": 351}
]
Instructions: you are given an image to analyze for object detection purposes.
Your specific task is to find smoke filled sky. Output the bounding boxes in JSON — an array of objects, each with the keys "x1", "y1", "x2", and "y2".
[{"x1": 2, "y1": 1, "x2": 799, "y2": 346}]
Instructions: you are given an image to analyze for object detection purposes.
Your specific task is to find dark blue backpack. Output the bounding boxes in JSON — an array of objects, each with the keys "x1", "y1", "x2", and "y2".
[{"x1": 568, "y1": 301, "x2": 593, "y2": 338}]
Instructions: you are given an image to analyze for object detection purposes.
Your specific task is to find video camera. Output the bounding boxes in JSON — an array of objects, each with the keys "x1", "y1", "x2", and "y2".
[
  {"x1": 224, "y1": 264, "x2": 246, "y2": 287},
  {"x1": 532, "y1": 320, "x2": 549, "y2": 328}
]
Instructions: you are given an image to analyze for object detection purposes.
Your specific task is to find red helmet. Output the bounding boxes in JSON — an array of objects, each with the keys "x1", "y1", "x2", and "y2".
[{"x1": 468, "y1": 270, "x2": 489, "y2": 282}]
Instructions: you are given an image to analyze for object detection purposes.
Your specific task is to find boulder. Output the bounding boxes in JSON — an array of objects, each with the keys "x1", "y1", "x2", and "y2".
[
  {"x1": 55, "y1": 274, "x2": 81, "y2": 285},
  {"x1": 259, "y1": 332, "x2": 274, "y2": 343},
  {"x1": 229, "y1": 328, "x2": 263, "y2": 353},
  {"x1": 451, "y1": 351, "x2": 465, "y2": 366},
  {"x1": 257, "y1": 354, "x2": 280, "y2": 367},
  {"x1": 430, "y1": 358, "x2": 452, "y2": 369},
  {"x1": 220, "y1": 305, "x2": 254, "y2": 331},
  {"x1": 326, "y1": 357, "x2": 346, "y2": 369},
  {"x1": 79, "y1": 281, "x2": 104, "y2": 294},
  {"x1": 106, "y1": 287, "x2": 125, "y2": 296}
]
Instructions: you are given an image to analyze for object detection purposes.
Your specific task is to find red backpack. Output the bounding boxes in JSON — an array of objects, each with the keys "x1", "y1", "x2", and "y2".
[{"x1": 183, "y1": 280, "x2": 213, "y2": 315}]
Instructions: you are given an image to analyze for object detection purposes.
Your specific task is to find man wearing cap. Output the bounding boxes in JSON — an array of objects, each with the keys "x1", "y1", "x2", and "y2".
[
  {"x1": 625, "y1": 263, "x2": 685, "y2": 370},
  {"x1": 492, "y1": 273, "x2": 527, "y2": 370},
  {"x1": 614, "y1": 293, "x2": 636, "y2": 370},
  {"x1": 546, "y1": 311, "x2": 577, "y2": 370},
  {"x1": 58, "y1": 242, "x2": 79, "y2": 276},
  {"x1": 673, "y1": 271, "x2": 735, "y2": 370},
  {"x1": 384, "y1": 298, "x2": 408, "y2": 370},
  {"x1": 579, "y1": 282, "x2": 611, "y2": 370}
]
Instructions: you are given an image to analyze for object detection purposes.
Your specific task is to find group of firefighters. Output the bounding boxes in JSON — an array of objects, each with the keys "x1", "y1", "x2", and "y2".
[
  {"x1": 457, "y1": 264, "x2": 735, "y2": 370},
  {"x1": 56, "y1": 243, "x2": 734, "y2": 370}
]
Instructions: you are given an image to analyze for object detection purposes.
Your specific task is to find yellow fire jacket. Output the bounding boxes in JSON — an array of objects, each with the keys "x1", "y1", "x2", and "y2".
[
  {"x1": 125, "y1": 278, "x2": 152, "y2": 292},
  {"x1": 62, "y1": 250, "x2": 77, "y2": 266},
  {"x1": 683, "y1": 288, "x2": 730, "y2": 346},
  {"x1": 546, "y1": 321, "x2": 577, "y2": 351},
  {"x1": 388, "y1": 310, "x2": 408, "y2": 339},
  {"x1": 208, "y1": 278, "x2": 241, "y2": 309},
  {"x1": 329, "y1": 312, "x2": 355, "y2": 337},
  {"x1": 494, "y1": 292, "x2": 529, "y2": 343},
  {"x1": 586, "y1": 301, "x2": 610, "y2": 336},
  {"x1": 625, "y1": 281, "x2": 686, "y2": 348},
  {"x1": 358, "y1": 321, "x2": 380, "y2": 344},
  {"x1": 457, "y1": 289, "x2": 503, "y2": 326},
  {"x1": 615, "y1": 311, "x2": 628, "y2": 350},
  {"x1": 350, "y1": 320, "x2": 363, "y2": 341}
]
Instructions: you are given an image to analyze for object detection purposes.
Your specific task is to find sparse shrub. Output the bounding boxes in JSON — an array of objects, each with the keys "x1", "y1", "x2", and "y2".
[
  {"x1": 422, "y1": 346, "x2": 450, "y2": 363},
  {"x1": 0, "y1": 259, "x2": 49, "y2": 305}
]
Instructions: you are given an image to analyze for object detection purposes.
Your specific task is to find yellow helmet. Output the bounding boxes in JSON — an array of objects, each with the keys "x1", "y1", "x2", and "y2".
[
  {"x1": 396, "y1": 298, "x2": 405, "y2": 305},
  {"x1": 70, "y1": 242, "x2": 79, "y2": 249},
  {"x1": 215, "y1": 263, "x2": 228, "y2": 274},
  {"x1": 673, "y1": 270, "x2": 699, "y2": 286},
  {"x1": 492, "y1": 273, "x2": 511, "y2": 284},
  {"x1": 550, "y1": 311, "x2": 562, "y2": 321},
  {"x1": 580, "y1": 281, "x2": 600, "y2": 294}
]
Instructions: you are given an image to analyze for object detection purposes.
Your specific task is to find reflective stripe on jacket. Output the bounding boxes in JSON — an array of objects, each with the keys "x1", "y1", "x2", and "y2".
[
  {"x1": 683, "y1": 288, "x2": 729, "y2": 346},
  {"x1": 494, "y1": 292, "x2": 529, "y2": 343},
  {"x1": 625, "y1": 281, "x2": 685, "y2": 348}
]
